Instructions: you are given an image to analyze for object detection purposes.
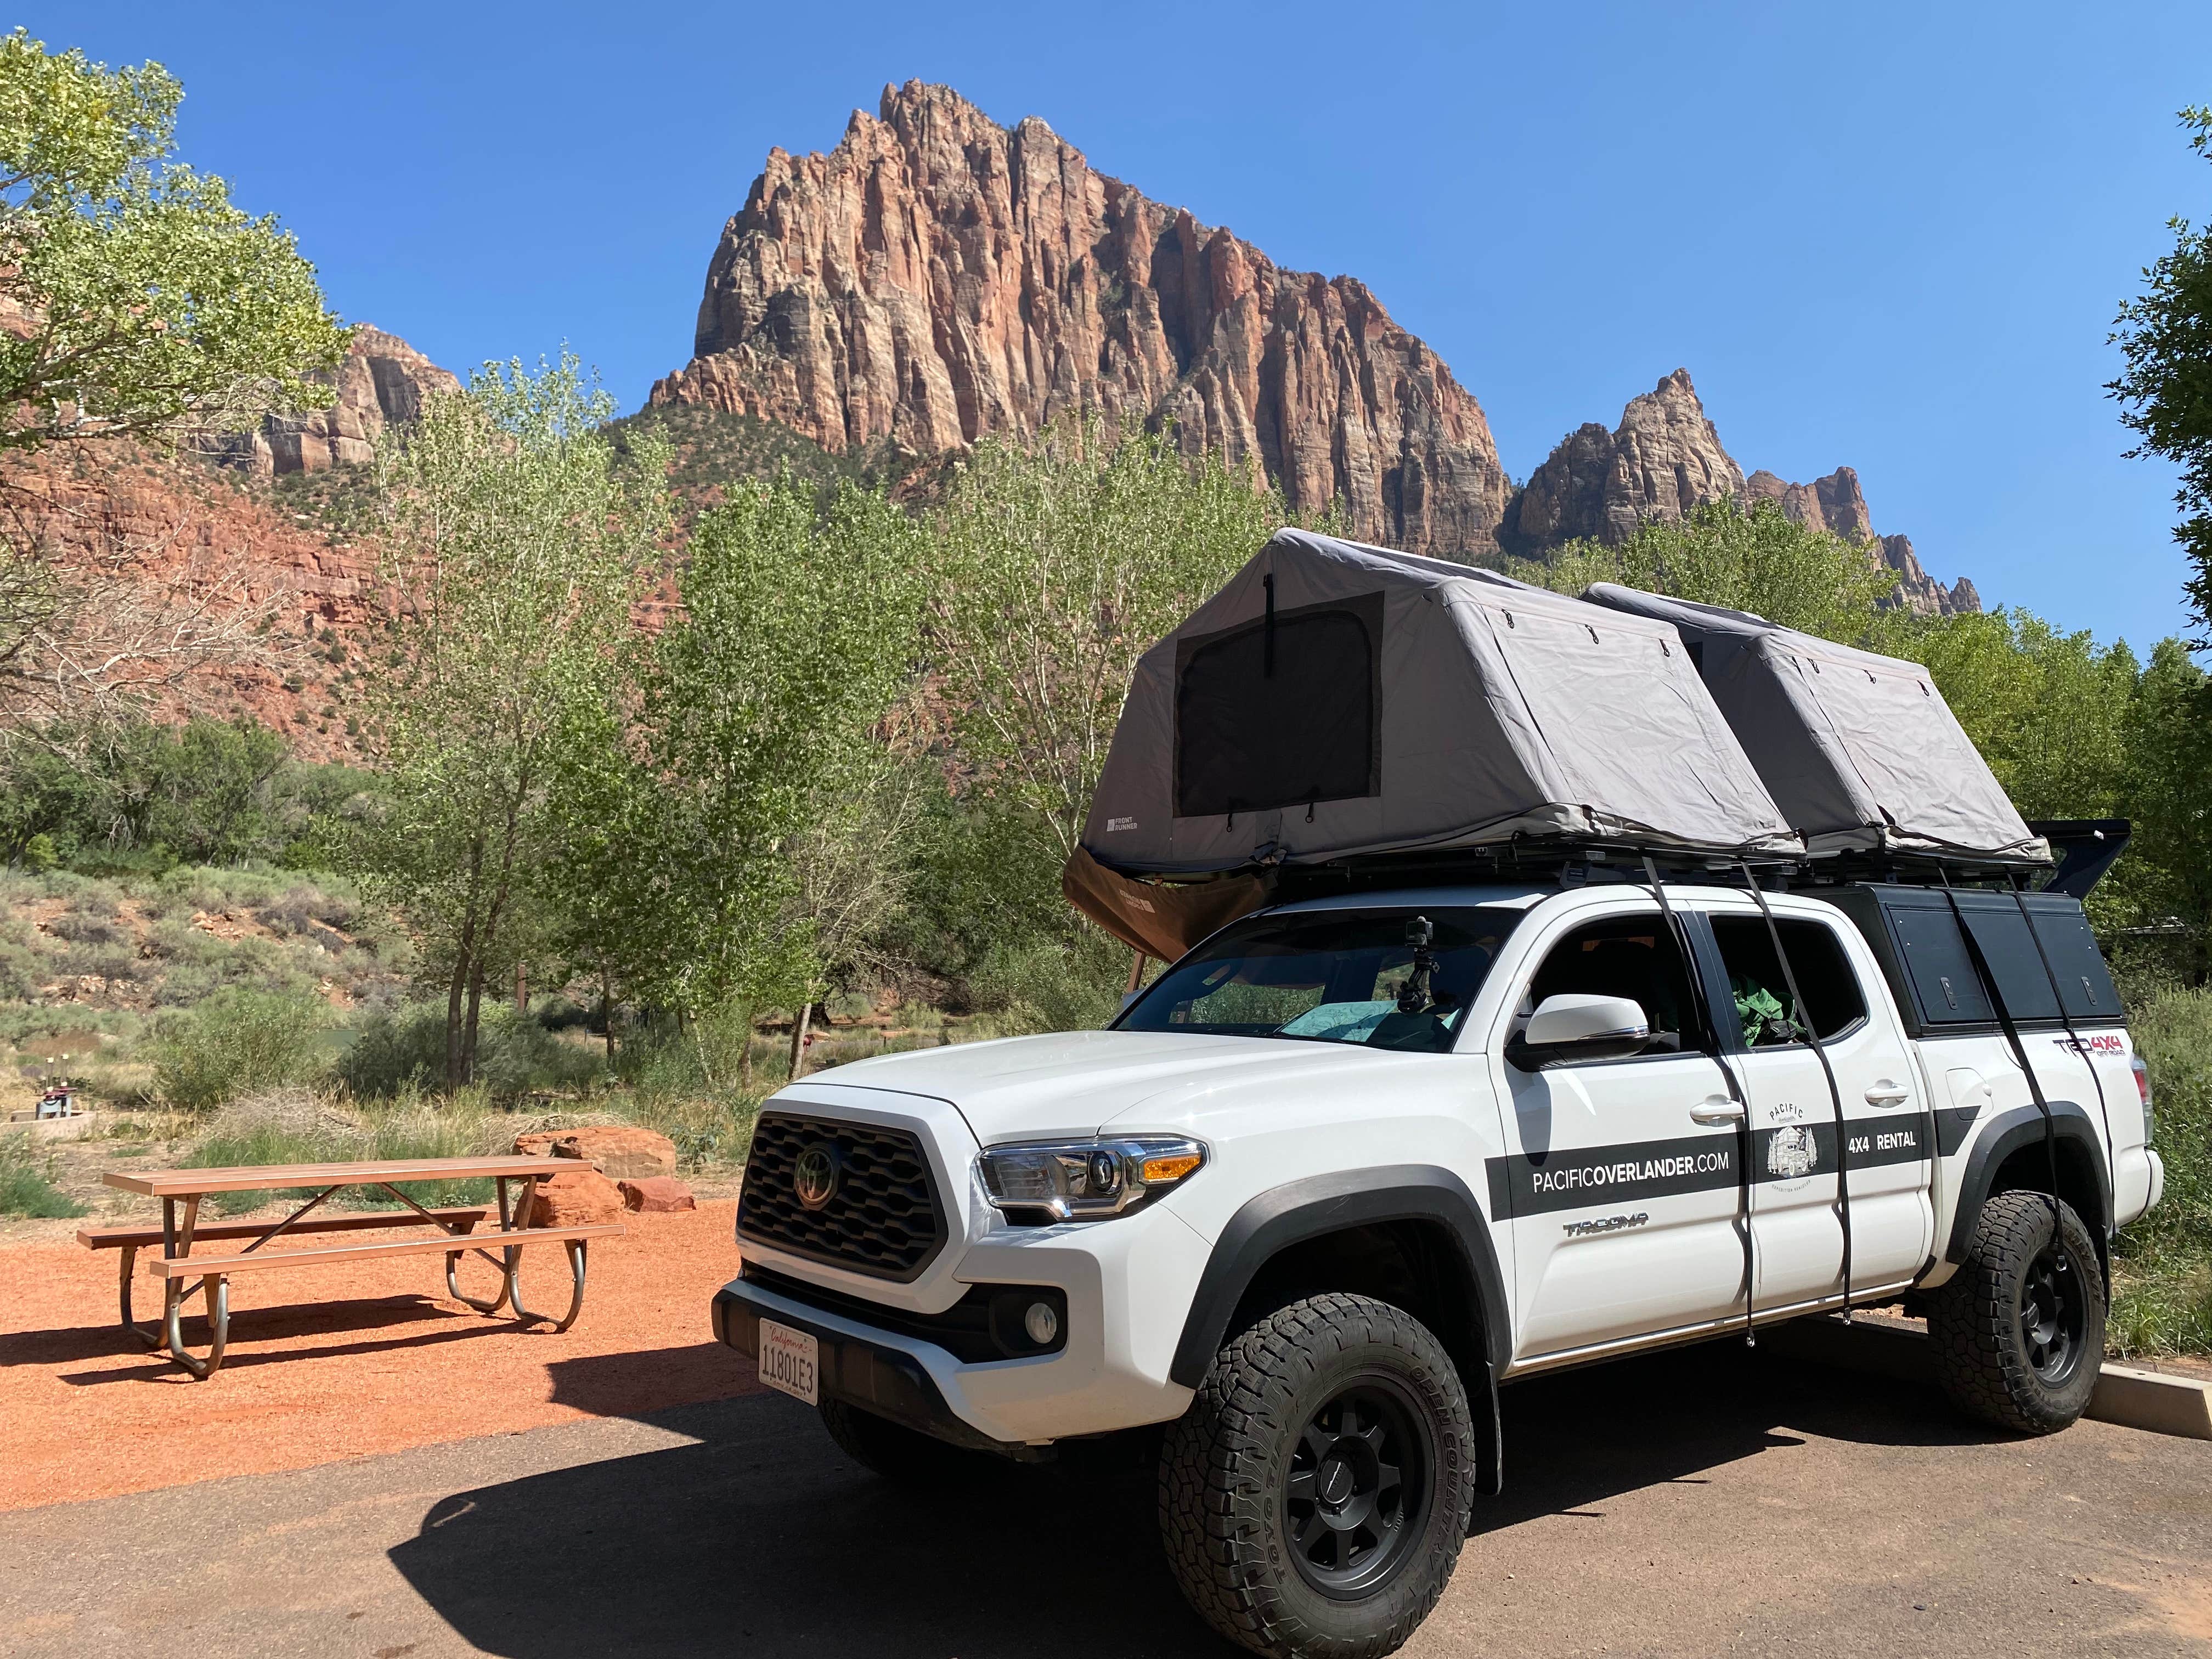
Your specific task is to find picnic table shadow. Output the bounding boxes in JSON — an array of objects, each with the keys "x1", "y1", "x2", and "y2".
[
  {"x1": 390, "y1": 1336, "x2": 2000, "y2": 1659},
  {"x1": 2, "y1": 1293, "x2": 479, "y2": 1382}
]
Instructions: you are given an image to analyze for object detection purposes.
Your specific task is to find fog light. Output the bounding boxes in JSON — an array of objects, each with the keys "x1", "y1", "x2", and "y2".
[{"x1": 1023, "y1": 1300, "x2": 1060, "y2": 1346}]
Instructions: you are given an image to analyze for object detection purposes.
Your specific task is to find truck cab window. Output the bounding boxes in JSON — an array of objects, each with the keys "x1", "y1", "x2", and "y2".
[
  {"x1": 1709, "y1": 916, "x2": 1866, "y2": 1046},
  {"x1": 1523, "y1": 914, "x2": 1699, "y2": 1054},
  {"x1": 1116, "y1": 906, "x2": 1525, "y2": 1053}
]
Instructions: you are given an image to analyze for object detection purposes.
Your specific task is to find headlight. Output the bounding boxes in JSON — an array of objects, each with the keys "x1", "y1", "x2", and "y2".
[{"x1": 977, "y1": 1136, "x2": 1206, "y2": 1222}]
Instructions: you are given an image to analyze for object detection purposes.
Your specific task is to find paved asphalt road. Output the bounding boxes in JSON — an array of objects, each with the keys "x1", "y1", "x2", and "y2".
[{"x1": 3, "y1": 1339, "x2": 2208, "y2": 1658}]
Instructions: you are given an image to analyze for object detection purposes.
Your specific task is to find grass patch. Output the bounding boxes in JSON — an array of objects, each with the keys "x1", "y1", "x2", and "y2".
[
  {"x1": 2111, "y1": 983, "x2": 2212, "y2": 1354},
  {"x1": 2111, "y1": 1248, "x2": 2212, "y2": 1358},
  {"x1": 183, "y1": 1087, "x2": 507, "y2": 1214},
  {"x1": 0, "y1": 1131, "x2": 88, "y2": 1218}
]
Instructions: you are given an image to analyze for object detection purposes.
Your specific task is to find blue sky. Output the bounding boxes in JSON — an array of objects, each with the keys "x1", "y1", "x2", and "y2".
[{"x1": 33, "y1": 2, "x2": 2212, "y2": 648}]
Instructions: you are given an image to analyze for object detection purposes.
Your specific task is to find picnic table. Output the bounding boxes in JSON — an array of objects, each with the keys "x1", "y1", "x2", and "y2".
[{"x1": 79, "y1": 1156, "x2": 625, "y2": 1379}]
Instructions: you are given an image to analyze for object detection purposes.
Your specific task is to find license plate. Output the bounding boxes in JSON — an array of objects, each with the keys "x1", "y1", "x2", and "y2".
[{"x1": 758, "y1": 1317, "x2": 820, "y2": 1406}]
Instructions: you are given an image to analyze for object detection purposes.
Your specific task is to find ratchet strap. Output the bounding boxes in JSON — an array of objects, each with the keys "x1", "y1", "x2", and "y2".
[
  {"x1": 1644, "y1": 856, "x2": 1757, "y2": 1346},
  {"x1": 1739, "y1": 864, "x2": 1855, "y2": 1323},
  {"x1": 1940, "y1": 882, "x2": 2064, "y2": 1239},
  {"x1": 2008, "y1": 883, "x2": 2115, "y2": 1233}
]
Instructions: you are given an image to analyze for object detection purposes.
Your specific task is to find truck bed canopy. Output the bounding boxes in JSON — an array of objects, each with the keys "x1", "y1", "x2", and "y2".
[
  {"x1": 1080, "y1": 529, "x2": 1800, "y2": 881},
  {"x1": 1579, "y1": 584, "x2": 2046, "y2": 865}
]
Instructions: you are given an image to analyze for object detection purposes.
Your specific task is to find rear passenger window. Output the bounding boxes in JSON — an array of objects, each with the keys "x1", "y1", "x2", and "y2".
[{"x1": 1710, "y1": 917, "x2": 1868, "y2": 1046}]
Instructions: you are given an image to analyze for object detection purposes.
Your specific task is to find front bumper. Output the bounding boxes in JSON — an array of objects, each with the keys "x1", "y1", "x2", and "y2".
[
  {"x1": 718, "y1": 1206, "x2": 1207, "y2": 1446},
  {"x1": 713, "y1": 1278, "x2": 1041, "y2": 1459}
]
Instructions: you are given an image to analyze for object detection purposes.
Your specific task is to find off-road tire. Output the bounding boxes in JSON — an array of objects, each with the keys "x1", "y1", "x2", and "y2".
[
  {"x1": 1159, "y1": 1293, "x2": 1474, "y2": 1659},
  {"x1": 1929, "y1": 1190, "x2": 2106, "y2": 1435},
  {"x1": 818, "y1": 1398, "x2": 993, "y2": 1486}
]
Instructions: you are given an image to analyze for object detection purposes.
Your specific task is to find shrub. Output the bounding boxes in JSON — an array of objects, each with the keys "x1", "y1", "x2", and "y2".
[
  {"x1": 966, "y1": 932, "x2": 1128, "y2": 1034},
  {"x1": 46, "y1": 912, "x2": 120, "y2": 945},
  {"x1": 150, "y1": 988, "x2": 331, "y2": 1113},
  {"x1": 337, "y1": 1001, "x2": 601, "y2": 1101},
  {"x1": 0, "y1": 1131, "x2": 88, "y2": 1218}
]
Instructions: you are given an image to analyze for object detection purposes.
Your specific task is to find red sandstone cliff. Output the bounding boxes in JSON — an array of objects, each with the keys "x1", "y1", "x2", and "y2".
[
  {"x1": 1506, "y1": 371, "x2": 1979, "y2": 615},
  {"x1": 204, "y1": 325, "x2": 459, "y2": 477},
  {"x1": 650, "y1": 81, "x2": 1512, "y2": 558}
]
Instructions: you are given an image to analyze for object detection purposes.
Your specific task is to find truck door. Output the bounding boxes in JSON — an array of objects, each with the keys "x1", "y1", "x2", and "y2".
[
  {"x1": 1703, "y1": 904, "x2": 1933, "y2": 1306},
  {"x1": 1487, "y1": 904, "x2": 1751, "y2": 1359}
]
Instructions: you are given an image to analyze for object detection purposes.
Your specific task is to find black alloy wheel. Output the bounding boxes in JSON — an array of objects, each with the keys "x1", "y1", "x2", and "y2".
[
  {"x1": 1929, "y1": 1190, "x2": 2106, "y2": 1435},
  {"x1": 1159, "y1": 1293, "x2": 1475, "y2": 1658},
  {"x1": 2018, "y1": 1241, "x2": 2088, "y2": 1387},
  {"x1": 1283, "y1": 1380, "x2": 1432, "y2": 1598}
]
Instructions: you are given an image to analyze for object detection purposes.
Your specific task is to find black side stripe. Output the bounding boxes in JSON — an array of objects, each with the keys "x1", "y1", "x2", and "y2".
[
  {"x1": 1487, "y1": 1111, "x2": 1937, "y2": 1220},
  {"x1": 1933, "y1": 1102, "x2": 1982, "y2": 1156}
]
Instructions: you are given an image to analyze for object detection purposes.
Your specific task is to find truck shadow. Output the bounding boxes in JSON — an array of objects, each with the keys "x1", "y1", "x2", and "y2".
[{"x1": 387, "y1": 1338, "x2": 1998, "y2": 1658}]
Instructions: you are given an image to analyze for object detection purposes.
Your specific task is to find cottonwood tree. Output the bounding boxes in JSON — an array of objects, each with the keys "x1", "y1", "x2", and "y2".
[
  {"x1": 1513, "y1": 495, "x2": 1900, "y2": 641},
  {"x1": 2119, "y1": 642, "x2": 2212, "y2": 983},
  {"x1": 0, "y1": 31, "x2": 346, "y2": 452},
  {"x1": 926, "y1": 422, "x2": 1291, "y2": 866},
  {"x1": 0, "y1": 33, "x2": 342, "y2": 743},
  {"x1": 2111, "y1": 106, "x2": 2212, "y2": 641},
  {"x1": 0, "y1": 486, "x2": 298, "y2": 736},
  {"x1": 628, "y1": 476, "x2": 922, "y2": 1078},
  {"x1": 351, "y1": 355, "x2": 669, "y2": 1087}
]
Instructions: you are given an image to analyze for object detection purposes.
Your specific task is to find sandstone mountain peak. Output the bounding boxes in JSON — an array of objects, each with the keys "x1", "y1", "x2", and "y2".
[
  {"x1": 651, "y1": 80, "x2": 1511, "y2": 557},
  {"x1": 653, "y1": 86, "x2": 1973, "y2": 609}
]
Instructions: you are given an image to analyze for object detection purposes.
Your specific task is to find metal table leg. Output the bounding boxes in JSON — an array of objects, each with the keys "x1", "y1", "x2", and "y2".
[
  {"x1": 509, "y1": 1239, "x2": 589, "y2": 1332},
  {"x1": 162, "y1": 1272, "x2": 230, "y2": 1379}
]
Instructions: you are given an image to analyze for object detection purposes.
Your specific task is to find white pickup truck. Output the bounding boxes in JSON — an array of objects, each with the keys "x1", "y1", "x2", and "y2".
[{"x1": 713, "y1": 875, "x2": 2160, "y2": 1659}]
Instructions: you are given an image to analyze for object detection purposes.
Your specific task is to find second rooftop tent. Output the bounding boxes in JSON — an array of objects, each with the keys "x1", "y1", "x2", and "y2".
[
  {"x1": 1579, "y1": 584, "x2": 2047, "y2": 867},
  {"x1": 1066, "y1": 529, "x2": 1803, "y2": 955}
]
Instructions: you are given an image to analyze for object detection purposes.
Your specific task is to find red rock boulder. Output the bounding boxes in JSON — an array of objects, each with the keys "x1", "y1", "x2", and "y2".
[
  {"x1": 512, "y1": 1125, "x2": 678, "y2": 1181},
  {"x1": 523, "y1": 1166, "x2": 625, "y2": 1227},
  {"x1": 618, "y1": 1176, "x2": 697, "y2": 1214}
]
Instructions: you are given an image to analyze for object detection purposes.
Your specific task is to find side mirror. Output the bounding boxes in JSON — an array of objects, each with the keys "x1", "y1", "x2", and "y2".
[{"x1": 1508, "y1": 994, "x2": 1650, "y2": 1070}]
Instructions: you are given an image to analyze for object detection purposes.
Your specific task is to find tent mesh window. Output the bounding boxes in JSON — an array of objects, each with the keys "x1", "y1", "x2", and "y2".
[{"x1": 1173, "y1": 592, "x2": 1381, "y2": 819}]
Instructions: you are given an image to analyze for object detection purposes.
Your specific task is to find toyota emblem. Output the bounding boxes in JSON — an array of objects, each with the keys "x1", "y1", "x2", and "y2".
[{"x1": 793, "y1": 1143, "x2": 840, "y2": 1210}]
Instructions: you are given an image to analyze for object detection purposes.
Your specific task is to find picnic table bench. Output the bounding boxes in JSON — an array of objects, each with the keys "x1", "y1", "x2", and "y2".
[{"x1": 81, "y1": 1156, "x2": 624, "y2": 1378}]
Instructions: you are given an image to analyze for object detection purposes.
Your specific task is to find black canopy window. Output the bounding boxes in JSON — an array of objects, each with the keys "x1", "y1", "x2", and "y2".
[{"x1": 1173, "y1": 588, "x2": 1381, "y2": 820}]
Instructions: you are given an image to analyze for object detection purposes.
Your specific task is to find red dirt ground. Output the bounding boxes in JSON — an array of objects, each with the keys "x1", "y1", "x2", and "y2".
[{"x1": 0, "y1": 1201, "x2": 763, "y2": 1512}]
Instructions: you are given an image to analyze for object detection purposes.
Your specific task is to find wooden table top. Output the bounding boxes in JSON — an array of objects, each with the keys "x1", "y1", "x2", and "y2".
[{"x1": 101, "y1": 1155, "x2": 568, "y2": 1198}]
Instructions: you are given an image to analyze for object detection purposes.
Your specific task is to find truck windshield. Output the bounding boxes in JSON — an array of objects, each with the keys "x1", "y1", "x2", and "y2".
[{"x1": 1114, "y1": 906, "x2": 1523, "y2": 1054}]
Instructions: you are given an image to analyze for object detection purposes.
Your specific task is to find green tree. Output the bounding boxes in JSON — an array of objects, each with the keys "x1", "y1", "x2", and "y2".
[
  {"x1": 1871, "y1": 610, "x2": 2140, "y2": 820},
  {"x1": 620, "y1": 476, "x2": 922, "y2": 1073},
  {"x1": 2120, "y1": 640, "x2": 2212, "y2": 983},
  {"x1": 926, "y1": 422, "x2": 1294, "y2": 869},
  {"x1": 350, "y1": 354, "x2": 669, "y2": 1087},
  {"x1": 0, "y1": 30, "x2": 347, "y2": 452},
  {"x1": 1510, "y1": 495, "x2": 1901, "y2": 640},
  {"x1": 2110, "y1": 106, "x2": 2212, "y2": 640}
]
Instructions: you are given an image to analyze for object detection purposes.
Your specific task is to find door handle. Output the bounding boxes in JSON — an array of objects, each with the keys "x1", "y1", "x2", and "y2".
[
  {"x1": 1689, "y1": 1098, "x2": 1745, "y2": 1126},
  {"x1": 1864, "y1": 1082, "x2": 1910, "y2": 1107}
]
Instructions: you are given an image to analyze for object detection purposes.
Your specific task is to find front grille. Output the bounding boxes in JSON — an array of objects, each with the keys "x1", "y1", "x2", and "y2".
[{"x1": 738, "y1": 1111, "x2": 947, "y2": 1281}]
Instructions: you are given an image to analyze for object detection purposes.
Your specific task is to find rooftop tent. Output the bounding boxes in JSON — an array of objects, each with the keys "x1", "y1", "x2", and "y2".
[
  {"x1": 1078, "y1": 529, "x2": 1800, "y2": 881},
  {"x1": 1579, "y1": 584, "x2": 2046, "y2": 865}
]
